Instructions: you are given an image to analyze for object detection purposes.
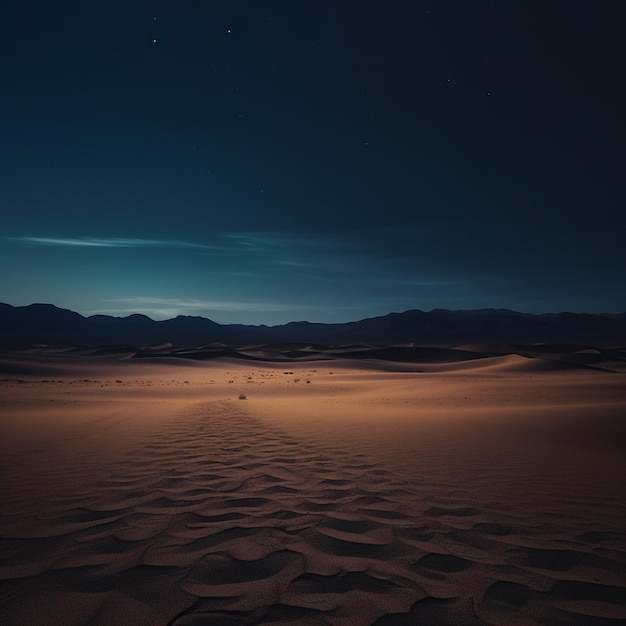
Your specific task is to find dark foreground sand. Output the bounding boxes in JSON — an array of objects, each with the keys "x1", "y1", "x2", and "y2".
[{"x1": 1, "y1": 345, "x2": 625, "y2": 625}]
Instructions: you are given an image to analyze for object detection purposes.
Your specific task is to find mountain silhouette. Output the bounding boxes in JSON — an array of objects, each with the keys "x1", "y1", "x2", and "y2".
[{"x1": 1, "y1": 303, "x2": 625, "y2": 347}]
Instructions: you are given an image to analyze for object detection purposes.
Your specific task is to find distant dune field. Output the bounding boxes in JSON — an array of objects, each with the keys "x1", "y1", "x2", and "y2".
[{"x1": 1, "y1": 345, "x2": 625, "y2": 625}]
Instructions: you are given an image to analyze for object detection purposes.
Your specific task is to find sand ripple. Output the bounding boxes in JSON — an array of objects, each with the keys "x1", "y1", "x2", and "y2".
[{"x1": 1, "y1": 399, "x2": 625, "y2": 625}]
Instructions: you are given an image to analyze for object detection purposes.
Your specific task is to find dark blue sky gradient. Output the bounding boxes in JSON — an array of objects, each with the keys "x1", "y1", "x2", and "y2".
[{"x1": 1, "y1": 1, "x2": 624, "y2": 323}]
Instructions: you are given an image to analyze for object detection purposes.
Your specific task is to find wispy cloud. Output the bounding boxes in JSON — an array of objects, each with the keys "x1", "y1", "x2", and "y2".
[
  {"x1": 387, "y1": 278, "x2": 460, "y2": 287},
  {"x1": 220, "y1": 231, "x2": 354, "y2": 272},
  {"x1": 5, "y1": 236, "x2": 221, "y2": 250},
  {"x1": 222, "y1": 231, "x2": 345, "y2": 251},
  {"x1": 90, "y1": 297, "x2": 308, "y2": 320},
  {"x1": 6, "y1": 231, "x2": 347, "y2": 255}
]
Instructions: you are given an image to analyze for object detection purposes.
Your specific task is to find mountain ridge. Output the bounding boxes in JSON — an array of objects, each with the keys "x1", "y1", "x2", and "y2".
[{"x1": 1, "y1": 302, "x2": 625, "y2": 347}]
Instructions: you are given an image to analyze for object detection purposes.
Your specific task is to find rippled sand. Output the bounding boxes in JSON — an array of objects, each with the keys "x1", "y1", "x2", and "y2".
[{"x1": 1, "y1": 347, "x2": 625, "y2": 624}]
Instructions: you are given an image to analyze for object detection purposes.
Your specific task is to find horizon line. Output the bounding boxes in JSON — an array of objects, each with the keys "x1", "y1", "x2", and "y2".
[{"x1": 1, "y1": 301, "x2": 624, "y2": 328}]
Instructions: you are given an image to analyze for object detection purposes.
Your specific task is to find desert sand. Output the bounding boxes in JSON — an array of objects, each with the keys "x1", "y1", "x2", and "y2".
[{"x1": 1, "y1": 344, "x2": 625, "y2": 625}]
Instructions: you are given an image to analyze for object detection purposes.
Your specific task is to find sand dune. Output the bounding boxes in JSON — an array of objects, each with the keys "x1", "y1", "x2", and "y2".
[{"x1": 1, "y1": 346, "x2": 625, "y2": 624}]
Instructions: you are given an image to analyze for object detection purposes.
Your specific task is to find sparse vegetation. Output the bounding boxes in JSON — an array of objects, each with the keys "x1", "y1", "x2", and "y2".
[{"x1": 239, "y1": 394, "x2": 247, "y2": 400}]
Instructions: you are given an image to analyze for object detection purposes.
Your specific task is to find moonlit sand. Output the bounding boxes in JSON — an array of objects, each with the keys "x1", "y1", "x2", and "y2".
[{"x1": 1, "y1": 345, "x2": 625, "y2": 625}]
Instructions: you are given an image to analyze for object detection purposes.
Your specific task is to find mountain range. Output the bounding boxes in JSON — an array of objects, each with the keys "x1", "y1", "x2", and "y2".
[{"x1": 1, "y1": 303, "x2": 625, "y2": 347}]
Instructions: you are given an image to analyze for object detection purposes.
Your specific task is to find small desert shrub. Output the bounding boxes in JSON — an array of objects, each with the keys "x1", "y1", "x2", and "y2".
[{"x1": 239, "y1": 394, "x2": 247, "y2": 400}]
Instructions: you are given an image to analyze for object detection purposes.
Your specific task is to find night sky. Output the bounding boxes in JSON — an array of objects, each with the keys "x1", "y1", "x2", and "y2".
[{"x1": 2, "y1": 1, "x2": 624, "y2": 324}]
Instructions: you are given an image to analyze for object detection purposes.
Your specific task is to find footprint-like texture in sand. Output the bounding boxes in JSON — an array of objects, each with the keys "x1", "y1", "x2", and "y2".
[{"x1": 1, "y1": 400, "x2": 625, "y2": 625}]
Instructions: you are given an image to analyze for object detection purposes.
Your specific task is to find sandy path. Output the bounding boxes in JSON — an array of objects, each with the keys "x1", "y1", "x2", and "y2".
[{"x1": 1, "y1": 358, "x2": 625, "y2": 624}]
